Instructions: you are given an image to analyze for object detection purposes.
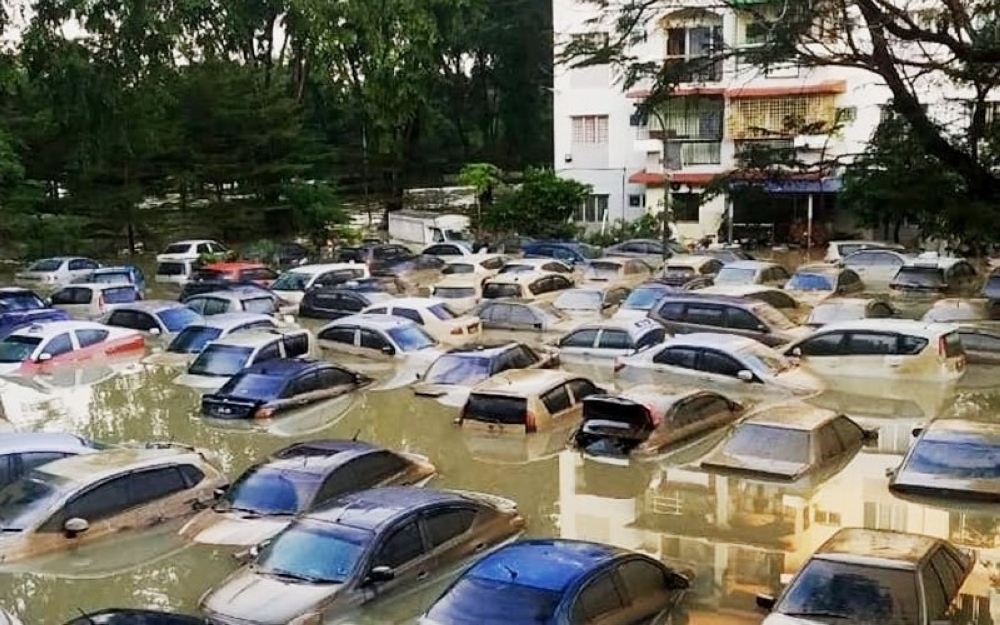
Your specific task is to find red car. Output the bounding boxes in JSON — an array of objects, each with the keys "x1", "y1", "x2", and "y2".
[{"x1": 201, "y1": 262, "x2": 279, "y2": 287}]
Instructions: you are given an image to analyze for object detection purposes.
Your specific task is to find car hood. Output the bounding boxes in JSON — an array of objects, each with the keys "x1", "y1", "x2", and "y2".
[
  {"x1": 188, "y1": 513, "x2": 291, "y2": 547},
  {"x1": 892, "y1": 472, "x2": 1000, "y2": 500},
  {"x1": 411, "y1": 383, "x2": 470, "y2": 407},
  {"x1": 775, "y1": 366, "x2": 825, "y2": 395},
  {"x1": 142, "y1": 351, "x2": 195, "y2": 368},
  {"x1": 611, "y1": 309, "x2": 649, "y2": 321},
  {"x1": 702, "y1": 452, "x2": 808, "y2": 480},
  {"x1": 203, "y1": 570, "x2": 342, "y2": 625}
]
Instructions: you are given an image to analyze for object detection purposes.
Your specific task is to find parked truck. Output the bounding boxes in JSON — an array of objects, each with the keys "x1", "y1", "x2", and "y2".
[{"x1": 387, "y1": 210, "x2": 471, "y2": 247}]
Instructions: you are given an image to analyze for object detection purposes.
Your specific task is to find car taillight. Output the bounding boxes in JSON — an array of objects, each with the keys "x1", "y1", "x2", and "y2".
[{"x1": 524, "y1": 411, "x2": 537, "y2": 433}]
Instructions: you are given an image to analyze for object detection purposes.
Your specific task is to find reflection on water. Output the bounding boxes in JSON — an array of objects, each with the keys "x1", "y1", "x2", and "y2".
[{"x1": 4, "y1": 356, "x2": 1000, "y2": 623}]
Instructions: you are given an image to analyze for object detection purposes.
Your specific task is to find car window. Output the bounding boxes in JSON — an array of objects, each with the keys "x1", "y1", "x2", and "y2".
[
  {"x1": 684, "y1": 305, "x2": 725, "y2": 327},
  {"x1": 361, "y1": 329, "x2": 393, "y2": 353},
  {"x1": 871, "y1": 303, "x2": 895, "y2": 318},
  {"x1": 527, "y1": 278, "x2": 548, "y2": 295},
  {"x1": 617, "y1": 559, "x2": 673, "y2": 601},
  {"x1": 552, "y1": 276, "x2": 573, "y2": 291},
  {"x1": 567, "y1": 378, "x2": 600, "y2": 402},
  {"x1": 375, "y1": 521, "x2": 424, "y2": 569},
  {"x1": 898, "y1": 334, "x2": 929, "y2": 355},
  {"x1": 844, "y1": 332, "x2": 898, "y2": 356},
  {"x1": 560, "y1": 329, "x2": 598, "y2": 348},
  {"x1": 571, "y1": 573, "x2": 626, "y2": 623},
  {"x1": 51, "y1": 288, "x2": 86, "y2": 306},
  {"x1": 797, "y1": 332, "x2": 845, "y2": 356},
  {"x1": 481, "y1": 257, "x2": 505, "y2": 271},
  {"x1": 255, "y1": 342, "x2": 281, "y2": 363},
  {"x1": 20, "y1": 452, "x2": 70, "y2": 474},
  {"x1": 341, "y1": 295, "x2": 366, "y2": 313},
  {"x1": 282, "y1": 333, "x2": 310, "y2": 358},
  {"x1": 56, "y1": 477, "x2": 131, "y2": 526},
  {"x1": 635, "y1": 328, "x2": 666, "y2": 350},
  {"x1": 422, "y1": 507, "x2": 477, "y2": 550},
  {"x1": 831, "y1": 416, "x2": 864, "y2": 448},
  {"x1": 921, "y1": 565, "x2": 949, "y2": 621},
  {"x1": 509, "y1": 305, "x2": 541, "y2": 327},
  {"x1": 509, "y1": 345, "x2": 539, "y2": 368},
  {"x1": 653, "y1": 346, "x2": 698, "y2": 368},
  {"x1": 185, "y1": 298, "x2": 206, "y2": 315},
  {"x1": 314, "y1": 470, "x2": 360, "y2": 505},
  {"x1": 367, "y1": 307, "x2": 388, "y2": 315},
  {"x1": 203, "y1": 298, "x2": 231, "y2": 316},
  {"x1": 817, "y1": 423, "x2": 845, "y2": 460},
  {"x1": 598, "y1": 329, "x2": 632, "y2": 350},
  {"x1": 126, "y1": 312, "x2": 159, "y2": 332},
  {"x1": 318, "y1": 366, "x2": 356, "y2": 388},
  {"x1": 127, "y1": 466, "x2": 189, "y2": 507},
  {"x1": 348, "y1": 451, "x2": 408, "y2": 485},
  {"x1": 320, "y1": 327, "x2": 356, "y2": 345},
  {"x1": 44, "y1": 333, "x2": 74, "y2": 357},
  {"x1": 291, "y1": 372, "x2": 320, "y2": 395},
  {"x1": 541, "y1": 384, "x2": 572, "y2": 414},
  {"x1": 393, "y1": 308, "x2": 423, "y2": 324},
  {"x1": 726, "y1": 308, "x2": 763, "y2": 331},
  {"x1": 75, "y1": 329, "x2": 109, "y2": 348},
  {"x1": 698, "y1": 350, "x2": 744, "y2": 378}
]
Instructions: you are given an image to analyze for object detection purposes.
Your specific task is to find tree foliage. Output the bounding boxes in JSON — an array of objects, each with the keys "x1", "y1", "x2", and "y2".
[{"x1": 483, "y1": 168, "x2": 590, "y2": 238}]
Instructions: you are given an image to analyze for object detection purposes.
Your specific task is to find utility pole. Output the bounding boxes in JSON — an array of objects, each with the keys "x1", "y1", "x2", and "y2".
[{"x1": 661, "y1": 179, "x2": 673, "y2": 266}]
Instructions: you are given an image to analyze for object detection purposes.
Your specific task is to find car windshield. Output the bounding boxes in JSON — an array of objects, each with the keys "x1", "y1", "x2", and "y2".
[
  {"x1": 776, "y1": 559, "x2": 918, "y2": 624},
  {"x1": 482, "y1": 283, "x2": 521, "y2": 299},
  {"x1": 157, "y1": 307, "x2": 201, "y2": 332},
  {"x1": 258, "y1": 520, "x2": 369, "y2": 584},
  {"x1": 425, "y1": 577, "x2": 561, "y2": 624},
  {"x1": 752, "y1": 304, "x2": 796, "y2": 330},
  {"x1": 218, "y1": 373, "x2": 287, "y2": 400},
  {"x1": 893, "y1": 267, "x2": 946, "y2": 288},
  {"x1": 427, "y1": 303, "x2": 456, "y2": 320},
  {"x1": 0, "y1": 336, "x2": 41, "y2": 363},
  {"x1": 808, "y1": 303, "x2": 863, "y2": 326},
  {"x1": 92, "y1": 272, "x2": 131, "y2": 285},
  {"x1": 498, "y1": 264, "x2": 532, "y2": 274},
  {"x1": 583, "y1": 262, "x2": 622, "y2": 281},
  {"x1": 622, "y1": 286, "x2": 670, "y2": 311},
  {"x1": 224, "y1": 466, "x2": 321, "y2": 515},
  {"x1": 425, "y1": 355, "x2": 492, "y2": 385},
  {"x1": 103, "y1": 287, "x2": 137, "y2": 304},
  {"x1": 443, "y1": 264, "x2": 475, "y2": 275},
  {"x1": 739, "y1": 345, "x2": 792, "y2": 375},
  {"x1": 715, "y1": 267, "x2": 757, "y2": 284},
  {"x1": 168, "y1": 326, "x2": 222, "y2": 354},
  {"x1": 191, "y1": 269, "x2": 226, "y2": 282},
  {"x1": 435, "y1": 287, "x2": 477, "y2": 299},
  {"x1": 161, "y1": 243, "x2": 192, "y2": 254},
  {"x1": 722, "y1": 425, "x2": 810, "y2": 465},
  {"x1": 243, "y1": 297, "x2": 276, "y2": 315},
  {"x1": 553, "y1": 290, "x2": 602, "y2": 311},
  {"x1": 787, "y1": 273, "x2": 835, "y2": 291},
  {"x1": 387, "y1": 325, "x2": 436, "y2": 352},
  {"x1": 0, "y1": 474, "x2": 72, "y2": 531},
  {"x1": 26, "y1": 259, "x2": 62, "y2": 272},
  {"x1": 271, "y1": 272, "x2": 311, "y2": 291},
  {"x1": 0, "y1": 292, "x2": 45, "y2": 311},
  {"x1": 157, "y1": 262, "x2": 188, "y2": 276},
  {"x1": 189, "y1": 345, "x2": 254, "y2": 376},
  {"x1": 902, "y1": 431, "x2": 1000, "y2": 479}
]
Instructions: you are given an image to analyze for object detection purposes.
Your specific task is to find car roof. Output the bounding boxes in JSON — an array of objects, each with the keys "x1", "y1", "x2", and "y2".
[
  {"x1": 188, "y1": 312, "x2": 275, "y2": 330},
  {"x1": 446, "y1": 254, "x2": 504, "y2": 264},
  {"x1": 306, "y1": 487, "x2": 473, "y2": 530},
  {"x1": 376, "y1": 297, "x2": 447, "y2": 309},
  {"x1": 794, "y1": 263, "x2": 846, "y2": 275},
  {"x1": 32, "y1": 256, "x2": 86, "y2": 262},
  {"x1": 238, "y1": 358, "x2": 329, "y2": 378},
  {"x1": 815, "y1": 528, "x2": 942, "y2": 570},
  {"x1": 327, "y1": 313, "x2": 418, "y2": 329},
  {"x1": 813, "y1": 318, "x2": 958, "y2": 337},
  {"x1": 719, "y1": 260, "x2": 781, "y2": 270},
  {"x1": 0, "y1": 287, "x2": 38, "y2": 295},
  {"x1": 112, "y1": 300, "x2": 183, "y2": 313},
  {"x1": 486, "y1": 271, "x2": 558, "y2": 285},
  {"x1": 471, "y1": 368, "x2": 580, "y2": 396},
  {"x1": 205, "y1": 328, "x2": 305, "y2": 348},
  {"x1": 194, "y1": 286, "x2": 273, "y2": 298},
  {"x1": 903, "y1": 255, "x2": 971, "y2": 269},
  {"x1": 261, "y1": 439, "x2": 387, "y2": 476},
  {"x1": 0, "y1": 432, "x2": 95, "y2": 455},
  {"x1": 9, "y1": 320, "x2": 120, "y2": 339},
  {"x1": 91, "y1": 266, "x2": 137, "y2": 274},
  {"x1": 465, "y1": 539, "x2": 627, "y2": 592},
  {"x1": 573, "y1": 318, "x2": 663, "y2": 335},
  {"x1": 37, "y1": 446, "x2": 204, "y2": 484},
  {"x1": 168, "y1": 239, "x2": 217, "y2": 246},
  {"x1": 285, "y1": 263, "x2": 365, "y2": 276},
  {"x1": 662, "y1": 332, "x2": 761, "y2": 351},
  {"x1": 443, "y1": 342, "x2": 523, "y2": 357},
  {"x1": 813, "y1": 297, "x2": 884, "y2": 308},
  {"x1": 656, "y1": 292, "x2": 759, "y2": 308},
  {"x1": 743, "y1": 401, "x2": 840, "y2": 430},
  {"x1": 504, "y1": 258, "x2": 570, "y2": 268}
]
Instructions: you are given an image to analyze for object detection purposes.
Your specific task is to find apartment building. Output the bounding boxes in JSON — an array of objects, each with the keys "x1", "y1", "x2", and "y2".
[{"x1": 552, "y1": 0, "x2": 894, "y2": 244}]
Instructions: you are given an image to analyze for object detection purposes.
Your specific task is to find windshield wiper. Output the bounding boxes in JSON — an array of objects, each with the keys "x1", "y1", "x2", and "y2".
[
  {"x1": 782, "y1": 611, "x2": 851, "y2": 620},
  {"x1": 264, "y1": 568, "x2": 330, "y2": 584}
]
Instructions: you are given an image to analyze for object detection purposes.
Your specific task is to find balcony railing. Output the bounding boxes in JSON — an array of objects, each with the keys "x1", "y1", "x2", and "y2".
[{"x1": 664, "y1": 56, "x2": 723, "y2": 83}]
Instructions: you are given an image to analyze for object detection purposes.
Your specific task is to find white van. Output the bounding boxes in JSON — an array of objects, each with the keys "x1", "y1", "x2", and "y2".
[{"x1": 155, "y1": 259, "x2": 198, "y2": 287}]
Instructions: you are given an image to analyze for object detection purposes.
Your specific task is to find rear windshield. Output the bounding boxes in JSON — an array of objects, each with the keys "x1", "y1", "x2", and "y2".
[
  {"x1": 583, "y1": 262, "x2": 622, "y2": 281},
  {"x1": 434, "y1": 286, "x2": 477, "y2": 299},
  {"x1": 271, "y1": 272, "x2": 311, "y2": 291},
  {"x1": 752, "y1": 304, "x2": 796, "y2": 330},
  {"x1": 807, "y1": 302, "x2": 863, "y2": 326},
  {"x1": 483, "y1": 283, "x2": 521, "y2": 299},
  {"x1": 787, "y1": 272, "x2": 834, "y2": 291},
  {"x1": 0, "y1": 336, "x2": 41, "y2": 363},
  {"x1": 424, "y1": 577, "x2": 560, "y2": 624},
  {"x1": 722, "y1": 425, "x2": 809, "y2": 465},
  {"x1": 893, "y1": 266, "x2": 945, "y2": 288},
  {"x1": 102, "y1": 287, "x2": 137, "y2": 304},
  {"x1": 224, "y1": 466, "x2": 321, "y2": 516},
  {"x1": 463, "y1": 393, "x2": 528, "y2": 425},
  {"x1": 218, "y1": 373, "x2": 287, "y2": 401},
  {"x1": 26, "y1": 259, "x2": 62, "y2": 272},
  {"x1": 0, "y1": 292, "x2": 45, "y2": 311},
  {"x1": 243, "y1": 297, "x2": 276, "y2": 315},
  {"x1": 622, "y1": 286, "x2": 671, "y2": 311},
  {"x1": 157, "y1": 307, "x2": 202, "y2": 332},
  {"x1": 387, "y1": 325, "x2": 436, "y2": 352},
  {"x1": 777, "y1": 560, "x2": 918, "y2": 623},
  {"x1": 715, "y1": 267, "x2": 757, "y2": 284},
  {"x1": 554, "y1": 290, "x2": 602, "y2": 311},
  {"x1": 189, "y1": 344, "x2": 253, "y2": 376},
  {"x1": 427, "y1": 303, "x2": 456, "y2": 320},
  {"x1": 157, "y1": 262, "x2": 189, "y2": 276},
  {"x1": 443, "y1": 264, "x2": 475, "y2": 275},
  {"x1": 425, "y1": 355, "x2": 492, "y2": 385},
  {"x1": 903, "y1": 431, "x2": 1000, "y2": 479},
  {"x1": 92, "y1": 272, "x2": 132, "y2": 285},
  {"x1": 168, "y1": 326, "x2": 222, "y2": 354},
  {"x1": 161, "y1": 243, "x2": 192, "y2": 254}
]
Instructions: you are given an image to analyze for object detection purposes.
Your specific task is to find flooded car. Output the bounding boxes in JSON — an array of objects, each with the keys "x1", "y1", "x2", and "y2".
[
  {"x1": 0, "y1": 432, "x2": 106, "y2": 489},
  {"x1": 63, "y1": 609, "x2": 204, "y2": 624},
  {"x1": 785, "y1": 319, "x2": 967, "y2": 382},
  {"x1": 481, "y1": 271, "x2": 575, "y2": 304},
  {"x1": 298, "y1": 288, "x2": 394, "y2": 321},
  {"x1": 696, "y1": 284, "x2": 804, "y2": 323},
  {"x1": 429, "y1": 274, "x2": 482, "y2": 315},
  {"x1": 472, "y1": 298, "x2": 579, "y2": 341},
  {"x1": 700, "y1": 402, "x2": 875, "y2": 481},
  {"x1": 270, "y1": 263, "x2": 371, "y2": 307},
  {"x1": 0, "y1": 321, "x2": 145, "y2": 375},
  {"x1": 360, "y1": 297, "x2": 482, "y2": 347},
  {"x1": 200, "y1": 359, "x2": 373, "y2": 420},
  {"x1": 0, "y1": 287, "x2": 70, "y2": 339},
  {"x1": 413, "y1": 342, "x2": 559, "y2": 406},
  {"x1": 146, "y1": 313, "x2": 280, "y2": 366},
  {"x1": 579, "y1": 257, "x2": 652, "y2": 287},
  {"x1": 888, "y1": 418, "x2": 1000, "y2": 502},
  {"x1": 647, "y1": 293, "x2": 809, "y2": 347},
  {"x1": 569, "y1": 387, "x2": 743, "y2": 459},
  {"x1": 921, "y1": 297, "x2": 1000, "y2": 325},
  {"x1": 804, "y1": 296, "x2": 897, "y2": 329},
  {"x1": 0, "y1": 444, "x2": 226, "y2": 563},
  {"x1": 14, "y1": 256, "x2": 101, "y2": 290},
  {"x1": 183, "y1": 286, "x2": 283, "y2": 317},
  {"x1": 174, "y1": 327, "x2": 316, "y2": 390},
  {"x1": 712, "y1": 260, "x2": 790, "y2": 288},
  {"x1": 757, "y1": 528, "x2": 972, "y2": 625},
  {"x1": 555, "y1": 318, "x2": 667, "y2": 362},
  {"x1": 610, "y1": 282, "x2": 678, "y2": 321},
  {"x1": 181, "y1": 439, "x2": 436, "y2": 547},
  {"x1": 47, "y1": 283, "x2": 138, "y2": 320},
  {"x1": 317, "y1": 314, "x2": 443, "y2": 366},
  {"x1": 497, "y1": 258, "x2": 575, "y2": 277},
  {"x1": 658, "y1": 255, "x2": 723, "y2": 287},
  {"x1": 551, "y1": 285, "x2": 632, "y2": 321},
  {"x1": 614, "y1": 333, "x2": 824, "y2": 400},
  {"x1": 419, "y1": 539, "x2": 689, "y2": 625},
  {"x1": 784, "y1": 263, "x2": 863, "y2": 306},
  {"x1": 199, "y1": 487, "x2": 525, "y2": 625},
  {"x1": 102, "y1": 300, "x2": 202, "y2": 338},
  {"x1": 889, "y1": 257, "x2": 981, "y2": 304}
]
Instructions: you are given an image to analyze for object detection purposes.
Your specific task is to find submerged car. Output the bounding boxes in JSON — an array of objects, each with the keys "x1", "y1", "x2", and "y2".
[
  {"x1": 153, "y1": 313, "x2": 279, "y2": 362},
  {"x1": 804, "y1": 296, "x2": 897, "y2": 329},
  {"x1": 317, "y1": 314, "x2": 443, "y2": 367},
  {"x1": 420, "y1": 539, "x2": 690, "y2": 625},
  {"x1": 569, "y1": 387, "x2": 743, "y2": 459},
  {"x1": 0, "y1": 444, "x2": 226, "y2": 563},
  {"x1": 413, "y1": 342, "x2": 559, "y2": 404},
  {"x1": 175, "y1": 328, "x2": 316, "y2": 390},
  {"x1": 361, "y1": 297, "x2": 482, "y2": 347},
  {"x1": 658, "y1": 255, "x2": 722, "y2": 288},
  {"x1": 712, "y1": 260, "x2": 790, "y2": 288},
  {"x1": 0, "y1": 321, "x2": 145, "y2": 374},
  {"x1": 551, "y1": 285, "x2": 632, "y2": 321},
  {"x1": 180, "y1": 439, "x2": 436, "y2": 547},
  {"x1": 579, "y1": 257, "x2": 651, "y2": 287},
  {"x1": 102, "y1": 300, "x2": 202, "y2": 337},
  {"x1": 429, "y1": 274, "x2": 482, "y2": 314},
  {"x1": 63, "y1": 609, "x2": 205, "y2": 624},
  {"x1": 701, "y1": 402, "x2": 875, "y2": 481},
  {"x1": 555, "y1": 318, "x2": 667, "y2": 361},
  {"x1": 888, "y1": 418, "x2": 1000, "y2": 502},
  {"x1": 472, "y1": 299, "x2": 578, "y2": 339},
  {"x1": 611, "y1": 282, "x2": 678, "y2": 321},
  {"x1": 48, "y1": 283, "x2": 139, "y2": 319},
  {"x1": 757, "y1": 528, "x2": 972, "y2": 625},
  {"x1": 200, "y1": 359, "x2": 373, "y2": 419},
  {"x1": 920, "y1": 297, "x2": 1000, "y2": 325},
  {"x1": 0, "y1": 287, "x2": 70, "y2": 339},
  {"x1": 199, "y1": 487, "x2": 525, "y2": 625},
  {"x1": 76, "y1": 265, "x2": 146, "y2": 298},
  {"x1": 648, "y1": 293, "x2": 809, "y2": 347},
  {"x1": 784, "y1": 263, "x2": 863, "y2": 305},
  {"x1": 270, "y1": 263, "x2": 371, "y2": 307},
  {"x1": 183, "y1": 287, "x2": 282, "y2": 317},
  {"x1": 0, "y1": 432, "x2": 106, "y2": 489},
  {"x1": 889, "y1": 257, "x2": 980, "y2": 303},
  {"x1": 15, "y1": 256, "x2": 101, "y2": 290},
  {"x1": 298, "y1": 288, "x2": 394, "y2": 321}
]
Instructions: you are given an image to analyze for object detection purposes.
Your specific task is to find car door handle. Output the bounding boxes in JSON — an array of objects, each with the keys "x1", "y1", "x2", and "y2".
[
  {"x1": 417, "y1": 571, "x2": 429, "y2": 580},
  {"x1": 474, "y1": 543, "x2": 486, "y2": 553}
]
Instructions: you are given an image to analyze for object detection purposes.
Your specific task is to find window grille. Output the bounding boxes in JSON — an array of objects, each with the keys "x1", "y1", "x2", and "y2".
[{"x1": 727, "y1": 95, "x2": 837, "y2": 138}]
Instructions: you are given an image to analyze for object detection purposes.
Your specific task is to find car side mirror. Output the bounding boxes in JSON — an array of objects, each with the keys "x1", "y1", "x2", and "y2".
[
  {"x1": 737, "y1": 370, "x2": 754, "y2": 382},
  {"x1": 911, "y1": 426, "x2": 924, "y2": 438},
  {"x1": 381, "y1": 345, "x2": 394, "y2": 355},
  {"x1": 149, "y1": 327, "x2": 161, "y2": 336},
  {"x1": 64, "y1": 517, "x2": 89, "y2": 538},
  {"x1": 213, "y1": 487, "x2": 227, "y2": 499},
  {"x1": 789, "y1": 347, "x2": 803, "y2": 358},
  {"x1": 37, "y1": 353, "x2": 52, "y2": 363},
  {"x1": 756, "y1": 324, "x2": 769, "y2": 333},
  {"x1": 44, "y1": 298, "x2": 52, "y2": 306},
  {"x1": 367, "y1": 565, "x2": 395, "y2": 584},
  {"x1": 755, "y1": 594, "x2": 776, "y2": 611}
]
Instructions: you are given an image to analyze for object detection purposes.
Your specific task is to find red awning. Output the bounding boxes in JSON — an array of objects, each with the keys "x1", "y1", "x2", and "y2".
[
  {"x1": 726, "y1": 80, "x2": 846, "y2": 99},
  {"x1": 628, "y1": 170, "x2": 716, "y2": 186}
]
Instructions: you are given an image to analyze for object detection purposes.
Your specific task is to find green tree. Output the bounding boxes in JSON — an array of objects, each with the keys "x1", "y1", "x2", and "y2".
[{"x1": 484, "y1": 168, "x2": 590, "y2": 238}]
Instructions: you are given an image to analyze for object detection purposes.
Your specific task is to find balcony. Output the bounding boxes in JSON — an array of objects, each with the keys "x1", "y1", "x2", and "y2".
[
  {"x1": 664, "y1": 55, "x2": 723, "y2": 84},
  {"x1": 664, "y1": 140, "x2": 722, "y2": 169}
]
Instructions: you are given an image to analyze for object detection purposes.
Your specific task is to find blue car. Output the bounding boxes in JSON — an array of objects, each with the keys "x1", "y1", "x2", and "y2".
[
  {"x1": 420, "y1": 539, "x2": 689, "y2": 625},
  {"x1": 201, "y1": 358, "x2": 373, "y2": 419},
  {"x1": 0, "y1": 287, "x2": 70, "y2": 339},
  {"x1": 78, "y1": 265, "x2": 146, "y2": 298},
  {"x1": 522, "y1": 241, "x2": 602, "y2": 266}
]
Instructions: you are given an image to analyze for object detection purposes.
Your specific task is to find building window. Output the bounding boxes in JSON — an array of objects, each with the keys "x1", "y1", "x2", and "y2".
[
  {"x1": 571, "y1": 115, "x2": 609, "y2": 144},
  {"x1": 671, "y1": 193, "x2": 700, "y2": 222},
  {"x1": 814, "y1": 508, "x2": 841, "y2": 525},
  {"x1": 575, "y1": 194, "x2": 609, "y2": 223},
  {"x1": 985, "y1": 102, "x2": 1000, "y2": 126},
  {"x1": 571, "y1": 31, "x2": 610, "y2": 49},
  {"x1": 664, "y1": 23, "x2": 723, "y2": 82},
  {"x1": 836, "y1": 106, "x2": 857, "y2": 123},
  {"x1": 629, "y1": 194, "x2": 644, "y2": 208}
]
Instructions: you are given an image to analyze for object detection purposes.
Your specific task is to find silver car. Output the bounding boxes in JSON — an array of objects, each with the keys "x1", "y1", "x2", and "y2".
[{"x1": 15, "y1": 257, "x2": 101, "y2": 290}]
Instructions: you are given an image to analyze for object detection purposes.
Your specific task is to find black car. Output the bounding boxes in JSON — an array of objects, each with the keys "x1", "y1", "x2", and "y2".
[
  {"x1": 299, "y1": 288, "x2": 395, "y2": 320},
  {"x1": 178, "y1": 277, "x2": 275, "y2": 303},
  {"x1": 201, "y1": 359, "x2": 373, "y2": 419},
  {"x1": 63, "y1": 609, "x2": 206, "y2": 624}
]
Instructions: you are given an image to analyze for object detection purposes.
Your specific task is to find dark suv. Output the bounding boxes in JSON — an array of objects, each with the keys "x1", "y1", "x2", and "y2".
[
  {"x1": 647, "y1": 294, "x2": 808, "y2": 347},
  {"x1": 299, "y1": 288, "x2": 395, "y2": 320}
]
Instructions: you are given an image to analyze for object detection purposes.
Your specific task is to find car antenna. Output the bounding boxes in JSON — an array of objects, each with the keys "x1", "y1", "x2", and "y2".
[
  {"x1": 351, "y1": 429, "x2": 361, "y2": 441},
  {"x1": 76, "y1": 608, "x2": 97, "y2": 625}
]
